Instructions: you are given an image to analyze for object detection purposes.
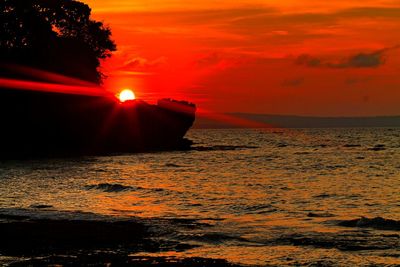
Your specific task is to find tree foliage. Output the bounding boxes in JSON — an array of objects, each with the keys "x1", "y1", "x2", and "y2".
[{"x1": 0, "y1": 0, "x2": 116, "y2": 84}]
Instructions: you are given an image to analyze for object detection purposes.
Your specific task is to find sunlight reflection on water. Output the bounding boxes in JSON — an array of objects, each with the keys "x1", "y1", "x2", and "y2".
[{"x1": 0, "y1": 128, "x2": 399, "y2": 265}]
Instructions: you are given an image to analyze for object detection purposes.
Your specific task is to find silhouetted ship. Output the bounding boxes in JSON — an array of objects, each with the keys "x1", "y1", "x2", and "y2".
[{"x1": 0, "y1": 88, "x2": 196, "y2": 158}]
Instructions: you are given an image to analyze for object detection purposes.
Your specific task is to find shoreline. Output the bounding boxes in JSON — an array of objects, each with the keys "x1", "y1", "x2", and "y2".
[{"x1": 0, "y1": 209, "x2": 244, "y2": 266}]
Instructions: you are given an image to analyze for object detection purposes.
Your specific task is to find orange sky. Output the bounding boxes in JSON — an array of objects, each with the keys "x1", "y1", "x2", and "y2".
[{"x1": 86, "y1": 0, "x2": 400, "y2": 116}]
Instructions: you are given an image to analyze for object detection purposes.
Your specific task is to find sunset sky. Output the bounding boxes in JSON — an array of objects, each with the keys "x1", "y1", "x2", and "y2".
[{"x1": 86, "y1": 0, "x2": 400, "y2": 116}]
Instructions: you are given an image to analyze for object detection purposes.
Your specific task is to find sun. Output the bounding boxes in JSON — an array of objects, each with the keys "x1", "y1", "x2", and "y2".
[{"x1": 118, "y1": 89, "x2": 136, "y2": 102}]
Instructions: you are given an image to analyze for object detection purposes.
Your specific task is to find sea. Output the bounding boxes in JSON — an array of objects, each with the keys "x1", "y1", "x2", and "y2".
[{"x1": 0, "y1": 128, "x2": 399, "y2": 266}]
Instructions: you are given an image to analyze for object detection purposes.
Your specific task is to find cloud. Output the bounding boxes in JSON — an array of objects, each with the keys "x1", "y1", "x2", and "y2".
[
  {"x1": 118, "y1": 56, "x2": 168, "y2": 71},
  {"x1": 123, "y1": 57, "x2": 149, "y2": 69},
  {"x1": 195, "y1": 53, "x2": 222, "y2": 67},
  {"x1": 342, "y1": 51, "x2": 384, "y2": 68},
  {"x1": 281, "y1": 77, "x2": 304, "y2": 87},
  {"x1": 194, "y1": 52, "x2": 249, "y2": 71},
  {"x1": 295, "y1": 54, "x2": 323, "y2": 67},
  {"x1": 345, "y1": 76, "x2": 372, "y2": 85},
  {"x1": 99, "y1": 5, "x2": 400, "y2": 60},
  {"x1": 338, "y1": 7, "x2": 400, "y2": 19},
  {"x1": 295, "y1": 46, "x2": 400, "y2": 69},
  {"x1": 227, "y1": 7, "x2": 400, "y2": 31}
]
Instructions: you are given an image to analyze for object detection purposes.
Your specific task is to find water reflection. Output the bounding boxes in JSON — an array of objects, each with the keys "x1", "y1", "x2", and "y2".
[{"x1": 0, "y1": 128, "x2": 399, "y2": 265}]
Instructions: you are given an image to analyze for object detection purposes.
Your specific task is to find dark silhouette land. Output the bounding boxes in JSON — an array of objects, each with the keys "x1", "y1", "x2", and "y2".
[
  {"x1": 0, "y1": 0, "x2": 115, "y2": 83},
  {"x1": 0, "y1": 0, "x2": 196, "y2": 159},
  {"x1": 0, "y1": 89, "x2": 196, "y2": 158},
  {"x1": 195, "y1": 113, "x2": 400, "y2": 128}
]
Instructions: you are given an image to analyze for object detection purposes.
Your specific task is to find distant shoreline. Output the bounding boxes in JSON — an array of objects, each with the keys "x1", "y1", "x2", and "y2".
[{"x1": 194, "y1": 114, "x2": 400, "y2": 129}]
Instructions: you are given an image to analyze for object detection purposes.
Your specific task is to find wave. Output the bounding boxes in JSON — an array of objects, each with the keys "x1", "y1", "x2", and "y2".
[
  {"x1": 338, "y1": 217, "x2": 400, "y2": 231},
  {"x1": 343, "y1": 144, "x2": 361, "y2": 148},
  {"x1": 368, "y1": 144, "x2": 386, "y2": 151},
  {"x1": 84, "y1": 183, "x2": 136, "y2": 192},
  {"x1": 274, "y1": 230, "x2": 399, "y2": 251},
  {"x1": 307, "y1": 212, "x2": 336, "y2": 218},
  {"x1": 165, "y1": 163, "x2": 184, "y2": 168},
  {"x1": 230, "y1": 203, "x2": 278, "y2": 215},
  {"x1": 84, "y1": 183, "x2": 167, "y2": 194},
  {"x1": 0, "y1": 208, "x2": 118, "y2": 222},
  {"x1": 312, "y1": 193, "x2": 336, "y2": 199},
  {"x1": 176, "y1": 232, "x2": 250, "y2": 245},
  {"x1": 191, "y1": 145, "x2": 258, "y2": 151},
  {"x1": 29, "y1": 204, "x2": 54, "y2": 209}
]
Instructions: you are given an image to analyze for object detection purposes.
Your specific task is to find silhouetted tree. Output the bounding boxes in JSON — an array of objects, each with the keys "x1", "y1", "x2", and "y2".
[{"x1": 0, "y1": 0, "x2": 116, "y2": 84}]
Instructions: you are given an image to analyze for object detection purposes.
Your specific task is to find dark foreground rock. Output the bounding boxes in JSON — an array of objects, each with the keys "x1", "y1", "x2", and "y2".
[
  {"x1": 0, "y1": 210, "x2": 244, "y2": 267},
  {"x1": 0, "y1": 219, "x2": 149, "y2": 255},
  {"x1": 0, "y1": 89, "x2": 196, "y2": 159},
  {"x1": 7, "y1": 254, "x2": 243, "y2": 267}
]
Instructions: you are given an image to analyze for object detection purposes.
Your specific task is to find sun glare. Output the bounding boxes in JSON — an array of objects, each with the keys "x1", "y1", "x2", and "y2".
[{"x1": 119, "y1": 89, "x2": 136, "y2": 102}]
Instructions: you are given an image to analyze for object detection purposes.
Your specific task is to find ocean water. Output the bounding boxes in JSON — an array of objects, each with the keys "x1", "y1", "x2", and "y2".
[{"x1": 0, "y1": 128, "x2": 399, "y2": 266}]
